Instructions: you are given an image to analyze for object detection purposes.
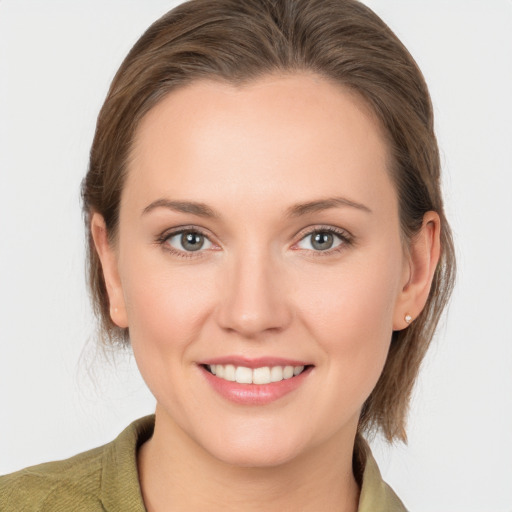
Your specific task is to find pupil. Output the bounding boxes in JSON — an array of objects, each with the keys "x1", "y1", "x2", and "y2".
[
  {"x1": 182, "y1": 232, "x2": 204, "y2": 251},
  {"x1": 312, "y1": 232, "x2": 333, "y2": 250}
]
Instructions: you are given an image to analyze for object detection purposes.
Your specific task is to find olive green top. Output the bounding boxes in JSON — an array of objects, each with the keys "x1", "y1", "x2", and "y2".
[{"x1": 0, "y1": 415, "x2": 407, "y2": 511}]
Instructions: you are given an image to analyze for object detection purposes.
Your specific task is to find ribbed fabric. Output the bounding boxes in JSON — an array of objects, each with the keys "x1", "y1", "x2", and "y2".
[
  {"x1": 0, "y1": 415, "x2": 152, "y2": 511},
  {"x1": 0, "y1": 415, "x2": 407, "y2": 511}
]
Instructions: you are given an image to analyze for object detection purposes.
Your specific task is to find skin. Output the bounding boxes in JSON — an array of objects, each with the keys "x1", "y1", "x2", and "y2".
[{"x1": 92, "y1": 73, "x2": 440, "y2": 511}]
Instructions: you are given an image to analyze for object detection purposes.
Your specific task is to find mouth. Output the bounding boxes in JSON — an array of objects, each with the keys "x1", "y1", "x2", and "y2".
[
  {"x1": 198, "y1": 357, "x2": 314, "y2": 404},
  {"x1": 203, "y1": 363, "x2": 310, "y2": 385}
]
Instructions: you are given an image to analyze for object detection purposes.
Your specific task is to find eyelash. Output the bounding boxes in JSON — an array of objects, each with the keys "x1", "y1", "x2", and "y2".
[
  {"x1": 155, "y1": 225, "x2": 215, "y2": 260},
  {"x1": 156, "y1": 225, "x2": 354, "y2": 259},
  {"x1": 293, "y1": 226, "x2": 354, "y2": 257}
]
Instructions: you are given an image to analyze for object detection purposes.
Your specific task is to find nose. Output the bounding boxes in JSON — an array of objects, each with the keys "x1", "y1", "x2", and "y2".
[{"x1": 215, "y1": 245, "x2": 293, "y2": 338}]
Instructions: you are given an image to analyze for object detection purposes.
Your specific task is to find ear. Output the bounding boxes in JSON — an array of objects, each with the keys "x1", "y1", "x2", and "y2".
[
  {"x1": 393, "y1": 211, "x2": 441, "y2": 330},
  {"x1": 90, "y1": 212, "x2": 129, "y2": 328}
]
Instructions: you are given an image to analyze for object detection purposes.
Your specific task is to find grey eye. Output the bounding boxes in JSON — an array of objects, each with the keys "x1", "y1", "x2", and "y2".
[
  {"x1": 311, "y1": 232, "x2": 334, "y2": 250},
  {"x1": 167, "y1": 230, "x2": 213, "y2": 252},
  {"x1": 297, "y1": 230, "x2": 343, "y2": 251}
]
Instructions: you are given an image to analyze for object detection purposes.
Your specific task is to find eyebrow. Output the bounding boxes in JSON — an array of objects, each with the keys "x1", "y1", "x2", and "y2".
[
  {"x1": 285, "y1": 197, "x2": 372, "y2": 217},
  {"x1": 142, "y1": 196, "x2": 372, "y2": 218},
  {"x1": 142, "y1": 199, "x2": 218, "y2": 218}
]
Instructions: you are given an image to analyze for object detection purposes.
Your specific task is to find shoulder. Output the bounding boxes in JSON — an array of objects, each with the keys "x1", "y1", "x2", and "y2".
[
  {"x1": 355, "y1": 435, "x2": 409, "y2": 512},
  {"x1": 0, "y1": 444, "x2": 105, "y2": 511},
  {"x1": 0, "y1": 415, "x2": 155, "y2": 512}
]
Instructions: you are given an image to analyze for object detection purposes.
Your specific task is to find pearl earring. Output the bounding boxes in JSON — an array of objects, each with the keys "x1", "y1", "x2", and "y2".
[{"x1": 404, "y1": 314, "x2": 412, "y2": 324}]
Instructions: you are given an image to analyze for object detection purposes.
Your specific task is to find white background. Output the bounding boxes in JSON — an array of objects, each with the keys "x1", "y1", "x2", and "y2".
[{"x1": 1, "y1": 1, "x2": 511, "y2": 511}]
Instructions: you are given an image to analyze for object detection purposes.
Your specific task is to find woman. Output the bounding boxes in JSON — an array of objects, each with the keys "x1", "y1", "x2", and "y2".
[{"x1": 0, "y1": 0, "x2": 455, "y2": 510}]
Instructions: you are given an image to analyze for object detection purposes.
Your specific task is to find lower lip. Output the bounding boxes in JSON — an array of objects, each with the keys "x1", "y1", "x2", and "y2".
[{"x1": 200, "y1": 366, "x2": 312, "y2": 405}]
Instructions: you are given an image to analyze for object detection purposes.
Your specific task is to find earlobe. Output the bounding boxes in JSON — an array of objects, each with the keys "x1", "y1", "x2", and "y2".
[
  {"x1": 393, "y1": 211, "x2": 441, "y2": 330},
  {"x1": 90, "y1": 213, "x2": 129, "y2": 328}
]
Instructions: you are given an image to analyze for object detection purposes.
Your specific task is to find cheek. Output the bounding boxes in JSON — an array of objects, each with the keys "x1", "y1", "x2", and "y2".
[
  {"x1": 297, "y1": 257, "x2": 398, "y2": 332},
  {"x1": 294, "y1": 253, "x2": 401, "y2": 389},
  {"x1": 120, "y1": 254, "x2": 216, "y2": 355},
  {"x1": 120, "y1": 255, "x2": 220, "y2": 415}
]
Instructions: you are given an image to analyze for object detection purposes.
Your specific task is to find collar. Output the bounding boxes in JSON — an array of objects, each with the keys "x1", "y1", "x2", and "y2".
[
  {"x1": 355, "y1": 434, "x2": 408, "y2": 511},
  {"x1": 100, "y1": 415, "x2": 407, "y2": 512}
]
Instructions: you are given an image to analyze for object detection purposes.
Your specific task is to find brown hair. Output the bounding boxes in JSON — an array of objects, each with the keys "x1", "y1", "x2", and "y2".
[{"x1": 82, "y1": 0, "x2": 456, "y2": 442}]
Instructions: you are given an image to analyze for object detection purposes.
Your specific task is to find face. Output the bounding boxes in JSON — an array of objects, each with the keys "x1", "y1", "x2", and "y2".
[{"x1": 99, "y1": 73, "x2": 413, "y2": 467}]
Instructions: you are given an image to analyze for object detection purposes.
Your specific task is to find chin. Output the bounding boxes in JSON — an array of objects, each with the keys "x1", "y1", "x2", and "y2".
[
  {"x1": 211, "y1": 442, "x2": 301, "y2": 469},
  {"x1": 197, "y1": 422, "x2": 311, "y2": 469}
]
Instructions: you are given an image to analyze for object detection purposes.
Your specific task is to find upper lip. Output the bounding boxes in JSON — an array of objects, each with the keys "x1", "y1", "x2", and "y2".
[{"x1": 198, "y1": 356, "x2": 312, "y2": 369}]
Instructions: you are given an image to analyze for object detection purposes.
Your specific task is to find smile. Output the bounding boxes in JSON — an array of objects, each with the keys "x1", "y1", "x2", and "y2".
[
  {"x1": 206, "y1": 364, "x2": 306, "y2": 384},
  {"x1": 200, "y1": 359, "x2": 313, "y2": 405}
]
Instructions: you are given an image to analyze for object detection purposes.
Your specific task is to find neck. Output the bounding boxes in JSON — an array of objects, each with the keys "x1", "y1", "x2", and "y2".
[{"x1": 138, "y1": 407, "x2": 360, "y2": 512}]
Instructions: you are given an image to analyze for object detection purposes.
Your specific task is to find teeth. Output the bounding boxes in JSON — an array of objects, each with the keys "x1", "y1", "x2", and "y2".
[
  {"x1": 283, "y1": 366, "x2": 294, "y2": 379},
  {"x1": 253, "y1": 367, "x2": 271, "y2": 385},
  {"x1": 270, "y1": 366, "x2": 283, "y2": 382},
  {"x1": 207, "y1": 364, "x2": 306, "y2": 384},
  {"x1": 235, "y1": 366, "x2": 252, "y2": 384},
  {"x1": 224, "y1": 364, "x2": 236, "y2": 382}
]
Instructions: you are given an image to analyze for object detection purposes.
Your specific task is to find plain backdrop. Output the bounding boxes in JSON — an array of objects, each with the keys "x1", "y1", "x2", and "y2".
[{"x1": 1, "y1": 1, "x2": 511, "y2": 511}]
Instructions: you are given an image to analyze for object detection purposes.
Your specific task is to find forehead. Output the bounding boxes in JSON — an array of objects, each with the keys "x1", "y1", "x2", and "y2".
[{"x1": 124, "y1": 73, "x2": 396, "y2": 218}]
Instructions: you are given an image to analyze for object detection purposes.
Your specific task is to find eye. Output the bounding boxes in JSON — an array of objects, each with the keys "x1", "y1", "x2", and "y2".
[
  {"x1": 296, "y1": 228, "x2": 349, "y2": 252},
  {"x1": 165, "y1": 229, "x2": 214, "y2": 253}
]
